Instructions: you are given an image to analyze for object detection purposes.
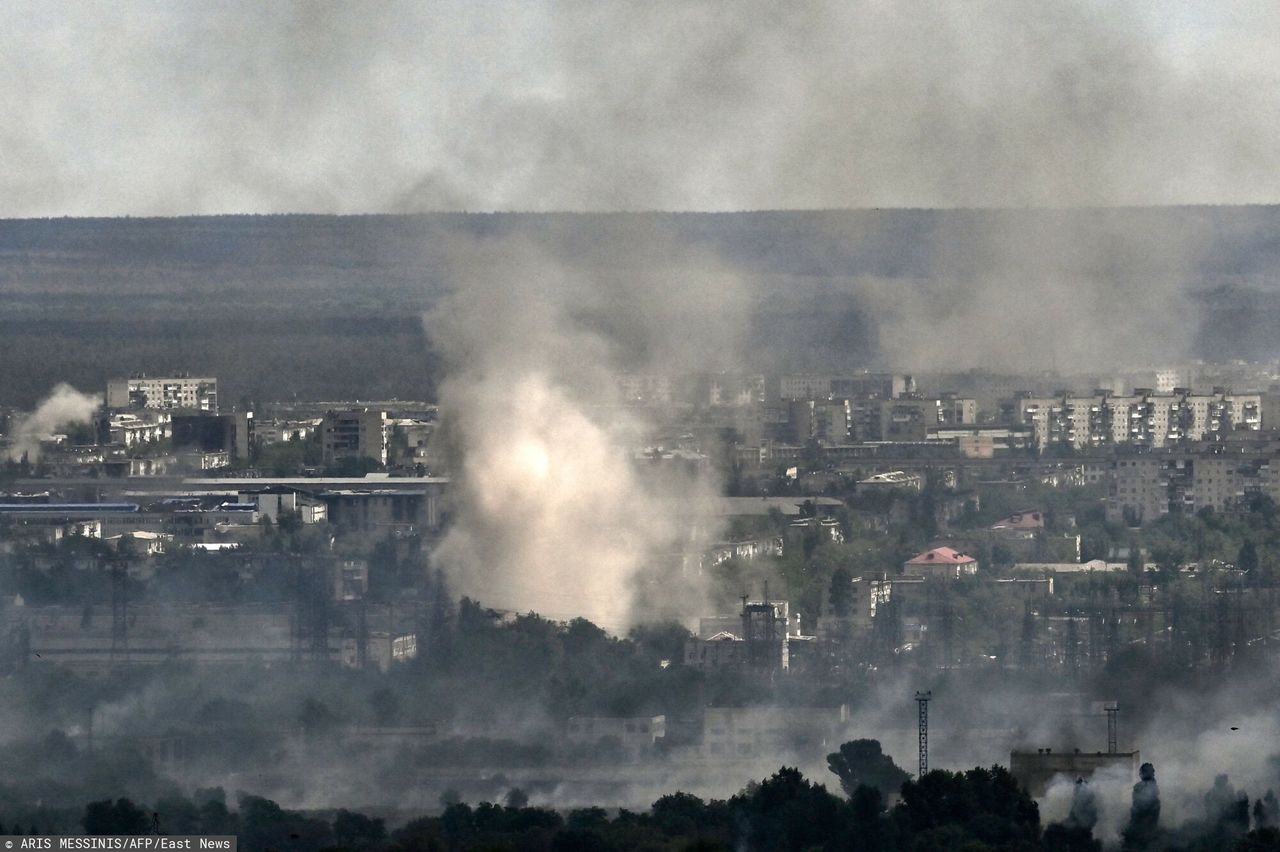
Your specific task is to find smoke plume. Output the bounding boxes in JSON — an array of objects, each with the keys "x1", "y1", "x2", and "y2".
[
  {"x1": 1123, "y1": 762, "x2": 1161, "y2": 850},
  {"x1": 6, "y1": 383, "x2": 100, "y2": 462},
  {"x1": 1066, "y1": 778, "x2": 1100, "y2": 832},
  {"x1": 426, "y1": 238, "x2": 743, "y2": 630}
]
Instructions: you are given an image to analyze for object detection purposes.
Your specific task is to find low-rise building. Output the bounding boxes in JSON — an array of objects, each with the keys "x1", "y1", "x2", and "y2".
[
  {"x1": 684, "y1": 631, "x2": 749, "y2": 670},
  {"x1": 858, "y1": 470, "x2": 924, "y2": 492},
  {"x1": 1010, "y1": 748, "x2": 1140, "y2": 796},
  {"x1": 686, "y1": 598, "x2": 806, "y2": 672},
  {"x1": 566, "y1": 715, "x2": 666, "y2": 751},
  {"x1": 1014, "y1": 560, "x2": 1126, "y2": 574},
  {"x1": 701, "y1": 705, "x2": 849, "y2": 759},
  {"x1": 903, "y1": 546, "x2": 979, "y2": 578},
  {"x1": 239, "y1": 486, "x2": 328, "y2": 524}
]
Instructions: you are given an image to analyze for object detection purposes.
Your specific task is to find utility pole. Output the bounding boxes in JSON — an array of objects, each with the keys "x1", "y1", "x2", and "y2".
[
  {"x1": 916, "y1": 690, "x2": 932, "y2": 777},
  {"x1": 109, "y1": 555, "x2": 129, "y2": 666}
]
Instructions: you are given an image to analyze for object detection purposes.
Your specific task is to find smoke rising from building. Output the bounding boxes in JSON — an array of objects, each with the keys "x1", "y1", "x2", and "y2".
[
  {"x1": 5, "y1": 383, "x2": 100, "y2": 462},
  {"x1": 426, "y1": 239, "x2": 742, "y2": 629},
  {"x1": 1066, "y1": 778, "x2": 1100, "y2": 832},
  {"x1": 1124, "y1": 761, "x2": 1161, "y2": 850},
  {"x1": 4, "y1": 2, "x2": 1280, "y2": 216}
]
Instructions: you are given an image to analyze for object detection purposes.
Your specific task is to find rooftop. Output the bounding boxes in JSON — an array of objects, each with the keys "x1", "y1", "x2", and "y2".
[
  {"x1": 906, "y1": 546, "x2": 977, "y2": 565},
  {"x1": 715, "y1": 496, "x2": 843, "y2": 517},
  {"x1": 991, "y1": 510, "x2": 1045, "y2": 530}
]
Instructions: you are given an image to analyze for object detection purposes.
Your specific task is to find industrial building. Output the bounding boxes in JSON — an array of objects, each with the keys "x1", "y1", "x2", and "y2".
[{"x1": 1010, "y1": 748, "x2": 1140, "y2": 796}]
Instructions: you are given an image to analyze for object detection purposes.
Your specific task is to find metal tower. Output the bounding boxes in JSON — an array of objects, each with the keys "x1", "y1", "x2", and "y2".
[
  {"x1": 916, "y1": 690, "x2": 932, "y2": 777},
  {"x1": 1105, "y1": 703, "x2": 1119, "y2": 754}
]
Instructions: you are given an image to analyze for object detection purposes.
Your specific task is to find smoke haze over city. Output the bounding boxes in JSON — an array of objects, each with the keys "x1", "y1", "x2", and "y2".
[
  {"x1": 3, "y1": 1, "x2": 1280, "y2": 215},
  {"x1": 6, "y1": 3, "x2": 1280, "y2": 851}
]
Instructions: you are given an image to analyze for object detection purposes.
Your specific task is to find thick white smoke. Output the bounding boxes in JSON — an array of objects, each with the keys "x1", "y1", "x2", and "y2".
[
  {"x1": 6, "y1": 382, "x2": 100, "y2": 462},
  {"x1": 427, "y1": 240, "x2": 741, "y2": 631}
]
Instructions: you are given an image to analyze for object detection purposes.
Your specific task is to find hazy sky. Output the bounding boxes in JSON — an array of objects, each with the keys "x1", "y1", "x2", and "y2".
[{"x1": 4, "y1": 0, "x2": 1280, "y2": 215}]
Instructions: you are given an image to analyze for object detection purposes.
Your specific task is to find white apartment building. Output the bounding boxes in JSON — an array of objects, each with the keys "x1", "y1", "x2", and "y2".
[
  {"x1": 106, "y1": 375, "x2": 218, "y2": 412},
  {"x1": 1018, "y1": 391, "x2": 1261, "y2": 451}
]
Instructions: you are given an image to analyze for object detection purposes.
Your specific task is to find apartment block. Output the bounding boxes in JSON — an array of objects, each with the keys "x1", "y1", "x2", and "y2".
[
  {"x1": 1106, "y1": 445, "x2": 1279, "y2": 524},
  {"x1": 321, "y1": 408, "x2": 390, "y2": 466},
  {"x1": 1016, "y1": 390, "x2": 1261, "y2": 451},
  {"x1": 106, "y1": 375, "x2": 218, "y2": 412}
]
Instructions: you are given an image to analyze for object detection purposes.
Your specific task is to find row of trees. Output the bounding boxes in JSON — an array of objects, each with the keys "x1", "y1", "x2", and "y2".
[{"x1": 64, "y1": 757, "x2": 1280, "y2": 852}]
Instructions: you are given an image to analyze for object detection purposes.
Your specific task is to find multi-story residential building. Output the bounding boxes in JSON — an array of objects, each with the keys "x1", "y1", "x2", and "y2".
[
  {"x1": 877, "y1": 398, "x2": 941, "y2": 442},
  {"x1": 1016, "y1": 390, "x2": 1261, "y2": 451},
  {"x1": 789, "y1": 398, "x2": 851, "y2": 443},
  {"x1": 703, "y1": 372, "x2": 766, "y2": 407},
  {"x1": 829, "y1": 373, "x2": 915, "y2": 400},
  {"x1": 106, "y1": 375, "x2": 218, "y2": 412},
  {"x1": 779, "y1": 373, "x2": 914, "y2": 401},
  {"x1": 321, "y1": 408, "x2": 389, "y2": 466},
  {"x1": 617, "y1": 374, "x2": 673, "y2": 405},
  {"x1": 254, "y1": 419, "x2": 319, "y2": 445},
  {"x1": 778, "y1": 374, "x2": 836, "y2": 400},
  {"x1": 937, "y1": 395, "x2": 979, "y2": 426},
  {"x1": 171, "y1": 411, "x2": 253, "y2": 461},
  {"x1": 1106, "y1": 443, "x2": 1279, "y2": 524},
  {"x1": 103, "y1": 411, "x2": 171, "y2": 447}
]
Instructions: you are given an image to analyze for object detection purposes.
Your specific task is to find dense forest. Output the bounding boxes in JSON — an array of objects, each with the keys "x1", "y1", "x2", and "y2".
[{"x1": 3, "y1": 207, "x2": 1280, "y2": 405}]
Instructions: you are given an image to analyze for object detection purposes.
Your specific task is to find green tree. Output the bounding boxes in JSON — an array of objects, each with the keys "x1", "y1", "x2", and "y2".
[
  {"x1": 827, "y1": 739, "x2": 912, "y2": 798},
  {"x1": 1238, "y1": 540, "x2": 1259, "y2": 574},
  {"x1": 332, "y1": 809, "x2": 386, "y2": 848},
  {"x1": 828, "y1": 567, "x2": 854, "y2": 618},
  {"x1": 82, "y1": 799, "x2": 150, "y2": 835}
]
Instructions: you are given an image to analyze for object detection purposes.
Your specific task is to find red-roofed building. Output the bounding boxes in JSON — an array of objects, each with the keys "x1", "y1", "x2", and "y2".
[{"x1": 903, "y1": 546, "x2": 979, "y2": 579}]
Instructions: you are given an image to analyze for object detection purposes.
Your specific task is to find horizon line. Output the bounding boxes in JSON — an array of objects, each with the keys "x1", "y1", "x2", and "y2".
[{"x1": 2, "y1": 201, "x2": 1280, "y2": 222}]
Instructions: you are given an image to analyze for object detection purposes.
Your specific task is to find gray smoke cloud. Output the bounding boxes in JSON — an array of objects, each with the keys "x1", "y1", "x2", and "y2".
[
  {"x1": 426, "y1": 236, "x2": 744, "y2": 630},
  {"x1": 5, "y1": 383, "x2": 100, "y2": 462},
  {"x1": 3, "y1": 1, "x2": 1280, "y2": 215},
  {"x1": 849, "y1": 210, "x2": 1211, "y2": 371}
]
